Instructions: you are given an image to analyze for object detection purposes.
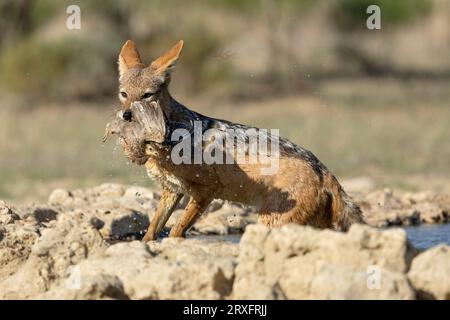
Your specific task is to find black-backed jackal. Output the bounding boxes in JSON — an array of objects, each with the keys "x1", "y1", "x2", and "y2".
[{"x1": 104, "y1": 40, "x2": 365, "y2": 241}]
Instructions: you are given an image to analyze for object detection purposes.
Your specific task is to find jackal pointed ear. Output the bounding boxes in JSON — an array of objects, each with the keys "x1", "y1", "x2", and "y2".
[
  {"x1": 149, "y1": 40, "x2": 184, "y2": 79},
  {"x1": 118, "y1": 40, "x2": 144, "y2": 78}
]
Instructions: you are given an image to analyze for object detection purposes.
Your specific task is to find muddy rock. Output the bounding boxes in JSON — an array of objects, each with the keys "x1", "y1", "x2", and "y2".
[
  {"x1": 408, "y1": 244, "x2": 450, "y2": 300},
  {"x1": 232, "y1": 224, "x2": 416, "y2": 299}
]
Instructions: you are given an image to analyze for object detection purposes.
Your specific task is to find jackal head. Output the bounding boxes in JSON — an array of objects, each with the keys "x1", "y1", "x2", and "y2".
[
  {"x1": 107, "y1": 40, "x2": 182, "y2": 164},
  {"x1": 117, "y1": 40, "x2": 183, "y2": 121}
]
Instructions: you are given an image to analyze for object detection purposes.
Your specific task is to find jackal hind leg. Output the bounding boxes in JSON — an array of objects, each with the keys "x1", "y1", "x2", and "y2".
[
  {"x1": 142, "y1": 190, "x2": 183, "y2": 242},
  {"x1": 169, "y1": 196, "x2": 212, "y2": 238},
  {"x1": 257, "y1": 190, "x2": 308, "y2": 228},
  {"x1": 258, "y1": 190, "x2": 333, "y2": 229}
]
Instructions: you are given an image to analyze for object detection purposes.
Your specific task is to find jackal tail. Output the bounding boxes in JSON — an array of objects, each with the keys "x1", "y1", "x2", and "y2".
[{"x1": 327, "y1": 175, "x2": 366, "y2": 231}]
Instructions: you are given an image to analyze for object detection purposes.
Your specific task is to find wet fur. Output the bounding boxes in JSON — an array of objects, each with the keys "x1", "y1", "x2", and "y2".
[{"x1": 108, "y1": 40, "x2": 365, "y2": 240}]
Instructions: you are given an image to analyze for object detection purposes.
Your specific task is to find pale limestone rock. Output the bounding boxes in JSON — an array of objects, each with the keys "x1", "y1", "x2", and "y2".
[
  {"x1": 232, "y1": 224, "x2": 415, "y2": 299},
  {"x1": 42, "y1": 274, "x2": 128, "y2": 300},
  {"x1": 408, "y1": 244, "x2": 450, "y2": 300},
  {"x1": 71, "y1": 240, "x2": 236, "y2": 299},
  {"x1": 0, "y1": 211, "x2": 107, "y2": 299},
  {"x1": 48, "y1": 188, "x2": 72, "y2": 206}
]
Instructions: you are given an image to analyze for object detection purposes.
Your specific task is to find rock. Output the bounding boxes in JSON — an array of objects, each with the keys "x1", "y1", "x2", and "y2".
[
  {"x1": 32, "y1": 207, "x2": 59, "y2": 223},
  {"x1": 0, "y1": 204, "x2": 20, "y2": 225},
  {"x1": 41, "y1": 274, "x2": 128, "y2": 300},
  {"x1": 43, "y1": 183, "x2": 449, "y2": 235},
  {"x1": 46, "y1": 184, "x2": 159, "y2": 240},
  {"x1": 147, "y1": 237, "x2": 239, "y2": 261},
  {"x1": 120, "y1": 186, "x2": 159, "y2": 214},
  {"x1": 166, "y1": 201, "x2": 256, "y2": 236},
  {"x1": 97, "y1": 209, "x2": 149, "y2": 240},
  {"x1": 165, "y1": 209, "x2": 183, "y2": 229},
  {"x1": 408, "y1": 244, "x2": 450, "y2": 300},
  {"x1": 0, "y1": 202, "x2": 40, "y2": 280},
  {"x1": 48, "y1": 189, "x2": 72, "y2": 206},
  {"x1": 194, "y1": 202, "x2": 251, "y2": 235},
  {"x1": 364, "y1": 189, "x2": 403, "y2": 210},
  {"x1": 401, "y1": 191, "x2": 433, "y2": 205},
  {"x1": 280, "y1": 263, "x2": 414, "y2": 300},
  {"x1": 123, "y1": 186, "x2": 159, "y2": 201},
  {"x1": 205, "y1": 199, "x2": 225, "y2": 213},
  {"x1": 408, "y1": 210, "x2": 421, "y2": 226},
  {"x1": 0, "y1": 211, "x2": 107, "y2": 298},
  {"x1": 413, "y1": 203, "x2": 447, "y2": 224},
  {"x1": 0, "y1": 220, "x2": 40, "y2": 281},
  {"x1": 91, "y1": 183, "x2": 126, "y2": 198},
  {"x1": 71, "y1": 239, "x2": 236, "y2": 299},
  {"x1": 232, "y1": 224, "x2": 416, "y2": 299},
  {"x1": 2, "y1": 183, "x2": 449, "y2": 300},
  {"x1": 360, "y1": 188, "x2": 450, "y2": 227}
]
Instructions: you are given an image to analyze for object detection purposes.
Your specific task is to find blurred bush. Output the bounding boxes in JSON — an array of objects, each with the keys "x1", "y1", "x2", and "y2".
[
  {"x1": 0, "y1": 36, "x2": 118, "y2": 102},
  {"x1": 0, "y1": 0, "x2": 240, "y2": 104},
  {"x1": 0, "y1": 0, "x2": 447, "y2": 106},
  {"x1": 334, "y1": 0, "x2": 432, "y2": 30}
]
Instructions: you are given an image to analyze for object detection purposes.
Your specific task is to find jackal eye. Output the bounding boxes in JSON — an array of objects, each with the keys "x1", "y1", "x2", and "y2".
[
  {"x1": 120, "y1": 91, "x2": 127, "y2": 98},
  {"x1": 142, "y1": 92, "x2": 152, "y2": 99}
]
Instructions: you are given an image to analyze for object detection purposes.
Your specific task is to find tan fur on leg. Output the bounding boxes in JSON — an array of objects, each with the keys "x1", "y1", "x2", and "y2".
[
  {"x1": 169, "y1": 197, "x2": 212, "y2": 238},
  {"x1": 142, "y1": 190, "x2": 183, "y2": 242}
]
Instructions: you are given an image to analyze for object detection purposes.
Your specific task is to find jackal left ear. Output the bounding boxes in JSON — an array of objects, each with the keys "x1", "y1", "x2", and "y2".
[
  {"x1": 118, "y1": 40, "x2": 144, "y2": 78},
  {"x1": 149, "y1": 40, "x2": 184, "y2": 80}
]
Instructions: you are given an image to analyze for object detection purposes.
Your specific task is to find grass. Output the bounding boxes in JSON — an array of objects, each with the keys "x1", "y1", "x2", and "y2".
[
  {"x1": 0, "y1": 104, "x2": 152, "y2": 201},
  {"x1": 1, "y1": 78, "x2": 449, "y2": 202}
]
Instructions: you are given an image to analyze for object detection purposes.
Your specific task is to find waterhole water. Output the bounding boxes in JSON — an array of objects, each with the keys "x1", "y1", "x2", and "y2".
[
  {"x1": 403, "y1": 223, "x2": 450, "y2": 250},
  {"x1": 194, "y1": 224, "x2": 450, "y2": 250}
]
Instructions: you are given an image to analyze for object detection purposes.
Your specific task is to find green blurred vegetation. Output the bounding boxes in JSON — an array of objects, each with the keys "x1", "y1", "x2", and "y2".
[
  {"x1": 1, "y1": 79, "x2": 449, "y2": 201},
  {"x1": 335, "y1": 0, "x2": 432, "y2": 30},
  {"x1": 0, "y1": 0, "x2": 447, "y2": 104},
  {"x1": 0, "y1": 0, "x2": 449, "y2": 201}
]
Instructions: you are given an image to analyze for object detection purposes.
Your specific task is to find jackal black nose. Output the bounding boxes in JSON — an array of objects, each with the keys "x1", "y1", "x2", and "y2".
[{"x1": 123, "y1": 110, "x2": 132, "y2": 122}]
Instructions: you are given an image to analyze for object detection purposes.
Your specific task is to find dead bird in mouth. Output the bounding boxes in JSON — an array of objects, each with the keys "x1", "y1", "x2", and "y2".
[{"x1": 103, "y1": 101, "x2": 167, "y2": 165}]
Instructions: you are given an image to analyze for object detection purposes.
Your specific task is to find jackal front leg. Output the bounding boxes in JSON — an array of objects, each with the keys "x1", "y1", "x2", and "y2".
[
  {"x1": 142, "y1": 190, "x2": 183, "y2": 242},
  {"x1": 169, "y1": 197, "x2": 212, "y2": 238}
]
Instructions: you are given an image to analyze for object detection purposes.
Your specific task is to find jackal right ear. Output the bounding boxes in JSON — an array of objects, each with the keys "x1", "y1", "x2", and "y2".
[
  {"x1": 118, "y1": 40, "x2": 144, "y2": 78},
  {"x1": 149, "y1": 40, "x2": 184, "y2": 81}
]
